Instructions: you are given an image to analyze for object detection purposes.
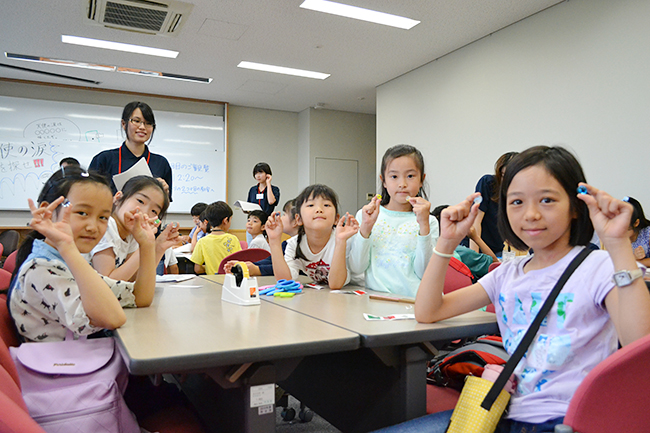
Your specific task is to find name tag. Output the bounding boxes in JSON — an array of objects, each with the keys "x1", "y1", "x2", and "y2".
[{"x1": 256, "y1": 193, "x2": 264, "y2": 199}]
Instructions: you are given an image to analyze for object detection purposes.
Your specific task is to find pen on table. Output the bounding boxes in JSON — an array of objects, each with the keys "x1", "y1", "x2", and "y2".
[{"x1": 368, "y1": 294, "x2": 415, "y2": 304}]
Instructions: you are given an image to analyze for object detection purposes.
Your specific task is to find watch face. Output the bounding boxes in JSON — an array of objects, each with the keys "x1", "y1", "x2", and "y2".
[{"x1": 614, "y1": 272, "x2": 631, "y2": 286}]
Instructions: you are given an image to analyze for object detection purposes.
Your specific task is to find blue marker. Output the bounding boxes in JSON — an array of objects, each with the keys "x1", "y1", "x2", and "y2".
[
  {"x1": 577, "y1": 185, "x2": 588, "y2": 195},
  {"x1": 473, "y1": 195, "x2": 483, "y2": 205}
]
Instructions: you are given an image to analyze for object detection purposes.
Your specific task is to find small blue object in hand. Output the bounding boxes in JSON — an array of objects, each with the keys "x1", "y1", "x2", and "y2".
[
  {"x1": 473, "y1": 195, "x2": 483, "y2": 205},
  {"x1": 577, "y1": 185, "x2": 588, "y2": 195}
]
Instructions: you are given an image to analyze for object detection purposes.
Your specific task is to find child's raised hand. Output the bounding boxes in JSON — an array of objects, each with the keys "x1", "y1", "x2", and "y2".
[
  {"x1": 265, "y1": 212, "x2": 284, "y2": 242},
  {"x1": 408, "y1": 196, "x2": 432, "y2": 234},
  {"x1": 634, "y1": 246, "x2": 646, "y2": 260},
  {"x1": 439, "y1": 193, "x2": 481, "y2": 244},
  {"x1": 359, "y1": 195, "x2": 381, "y2": 238},
  {"x1": 577, "y1": 184, "x2": 632, "y2": 247},
  {"x1": 130, "y1": 211, "x2": 156, "y2": 246},
  {"x1": 28, "y1": 197, "x2": 76, "y2": 249},
  {"x1": 336, "y1": 213, "x2": 360, "y2": 241},
  {"x1": 155, "y1": 222, "x2": 181, "y2": 252}
]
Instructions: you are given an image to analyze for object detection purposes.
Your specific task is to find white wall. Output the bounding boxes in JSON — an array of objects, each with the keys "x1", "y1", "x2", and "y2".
[
  {"x1": 227, "y1": 105, "x2": 300, "y2": 230},
  {"x1": 377, "y1": 0, "x2": 650, "y2": 209}
]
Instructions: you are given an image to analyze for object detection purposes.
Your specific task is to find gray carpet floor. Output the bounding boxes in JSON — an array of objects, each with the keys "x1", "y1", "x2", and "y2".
[{"x1": 275, "y1": 395, "x2": 341, "y2": 433}]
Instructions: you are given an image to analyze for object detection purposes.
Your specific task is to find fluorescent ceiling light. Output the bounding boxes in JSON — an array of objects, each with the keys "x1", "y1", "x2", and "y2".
[
  {"x1": 178, "y1": 125, "x2": 223, "y2": 130},
  {"x1": 62, "y1": 35, "x2": 179, "y2": 58},
  {"x1": 67, "y1": 114, "x2": 121, "y2": 121},
  {"x1": 300, "y1": 0, "x2": 419, "y2": 29},
  {"x1": 6, "y1": 53, "x2": 115, "y2": 71},
  {"x1": 237, "y1": 61, "x2": 330, "y2": 80}
]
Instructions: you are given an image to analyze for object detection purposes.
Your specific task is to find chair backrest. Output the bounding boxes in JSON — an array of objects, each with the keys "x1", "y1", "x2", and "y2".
[
  {"x1": 443, "y1": 260, "x2": 473, "y2": 294},
  {"x1": 0, "y1": 230, "x2": 20, "y2": 257},
  {"x1": 0, "y1": 336, "x2": 20, "y2": 387},
  {"x1": 564, "y1": 332, "x2": 650, "y2": 433},
  {"x1": 217, "y1": 248, "x2": 271, "y2": 274},
  {"x1": 0, "y1": 299, "x2": 20, "y2": 348},
  {"x1": 0, "y1": 269, "x2": 11, "y2": 292},
  {"x1": 488, "y1": 262, "x2": 501, "y2": 273},
  {"x1": 0, "y1": 388, "x2": 47, "y2": 433},
  {"x1": 3, "y1": 251, "x2": 17, "y2": 274}
]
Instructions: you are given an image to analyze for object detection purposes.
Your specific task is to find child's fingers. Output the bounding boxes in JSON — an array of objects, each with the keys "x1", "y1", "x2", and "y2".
[{"x1": 47, "y1": 196, "x2": 66, "y2": 212}]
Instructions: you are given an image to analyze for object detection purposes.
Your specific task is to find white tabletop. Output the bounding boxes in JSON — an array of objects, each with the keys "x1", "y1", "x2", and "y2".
[
  {"x1": 202, "y1": 275, "x2": 498, "y2": 348},
  {"x1": 115, "y1": 276, "x2": 360, "y2": 375}
]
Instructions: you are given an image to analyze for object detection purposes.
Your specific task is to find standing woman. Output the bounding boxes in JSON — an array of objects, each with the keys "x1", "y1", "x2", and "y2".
[{"x1": 89, "y1": 101, "x2": 173, "y2": 200}]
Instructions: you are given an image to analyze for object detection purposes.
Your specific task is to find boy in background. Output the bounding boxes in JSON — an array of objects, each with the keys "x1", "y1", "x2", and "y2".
[
  {"x1": 190, "y1": 201, "x2": 241, "y2": 275},
  {"x1": 180, "y1": 202, "x2": 208, "y2": 252}
]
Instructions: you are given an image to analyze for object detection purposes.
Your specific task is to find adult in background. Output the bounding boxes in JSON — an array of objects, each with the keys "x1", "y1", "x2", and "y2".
[
  {"x1": 466, "y1": 151, "x2": 518, "y2": 256},
  {"x1": 89, "y1": 101, "x2": 173, "y2": 200},
  {"x1": 247, "y1": 162, "x2": 280, "y2": 216}
]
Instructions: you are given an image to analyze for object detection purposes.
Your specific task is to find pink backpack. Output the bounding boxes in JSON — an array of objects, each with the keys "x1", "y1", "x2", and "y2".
[{"x1": 10, "y1": 335, "x2": 140, "y2": 433}]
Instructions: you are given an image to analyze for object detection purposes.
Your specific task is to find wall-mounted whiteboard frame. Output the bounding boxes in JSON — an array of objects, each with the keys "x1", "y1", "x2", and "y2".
[{"x1": 0, "y1": 95, "x2": 226, "y2": 213}]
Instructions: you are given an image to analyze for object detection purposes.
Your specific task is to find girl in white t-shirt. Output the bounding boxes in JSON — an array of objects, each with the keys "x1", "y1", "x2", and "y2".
[
  {"x1": 265, "y1": 184, "x2": 363, "y2": 289},
  {"x1": 89, "y1": 175, "x2": 179, "y2": 281},
  {"x1": 376, "y1": 146, "x2": 650, "y2": 433}
]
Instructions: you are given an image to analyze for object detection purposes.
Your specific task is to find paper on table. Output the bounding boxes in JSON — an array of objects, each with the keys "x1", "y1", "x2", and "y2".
[
  {"x1": 156, "y1": 274, "x2": 195, "y2": 283},
  {"x1": 112, "y1": 158, "x2": 153, "y2": 192},
  {"x1": 363, "y1": 313, "x2": 415, "y2": 321},
  {"x1": 173, "y1": 243, "x2": 191, "y2": 254},
  {"x1": 234, "y1": 200, "x2": 262, "y2": 212}
]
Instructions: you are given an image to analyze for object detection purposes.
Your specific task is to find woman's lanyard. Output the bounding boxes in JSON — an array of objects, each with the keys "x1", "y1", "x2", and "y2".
[
  {"x1": 257, "y1": 184, "x2": 265, "y2": 206},
  {"x1": 118, "y1": 145, "x2": 150, "y2": 174}
]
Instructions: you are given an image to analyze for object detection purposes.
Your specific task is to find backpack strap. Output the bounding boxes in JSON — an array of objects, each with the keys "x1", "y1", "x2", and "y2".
[{"x1": 480, "y1": 247, "x2": 593, "y2": 410}]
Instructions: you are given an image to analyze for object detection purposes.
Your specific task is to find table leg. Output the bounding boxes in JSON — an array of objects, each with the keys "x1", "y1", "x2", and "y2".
[
  {"x1": 278, "y1": 344, "x2": 429, "y2": 433},
  {"x1": 177, "y1": 363, "x2": 277, "y2": 433}
]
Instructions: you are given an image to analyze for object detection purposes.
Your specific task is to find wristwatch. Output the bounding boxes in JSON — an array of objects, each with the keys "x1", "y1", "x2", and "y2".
[{"x1": 612, "y1": 268, "x2": 646, "y2": 287}]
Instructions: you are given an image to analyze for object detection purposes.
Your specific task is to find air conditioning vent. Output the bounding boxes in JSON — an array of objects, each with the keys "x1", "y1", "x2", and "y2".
[{"x1": 86, "y1": 0, "x2": 192, "y2": 35}]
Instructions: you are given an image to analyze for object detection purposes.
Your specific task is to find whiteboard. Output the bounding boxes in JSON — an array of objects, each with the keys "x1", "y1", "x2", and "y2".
[{"x1": 0, "y1": 96, "x2": 225, "y2": 213}]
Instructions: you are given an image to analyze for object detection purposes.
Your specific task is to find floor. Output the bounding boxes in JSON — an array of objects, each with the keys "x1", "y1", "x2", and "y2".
[{"x1": 275, "y1": 395, "x2": 341, "y2": 433}]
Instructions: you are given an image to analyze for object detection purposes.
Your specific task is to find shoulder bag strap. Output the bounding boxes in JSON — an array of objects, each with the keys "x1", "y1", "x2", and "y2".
[{"x1": 481, "y1": 247, "x2": 593, "y2": 410}]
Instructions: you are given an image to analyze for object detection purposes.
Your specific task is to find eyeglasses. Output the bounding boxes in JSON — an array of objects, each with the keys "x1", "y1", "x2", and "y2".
[{"x1": 128, "y1": 118, "x2": 155, "y2": 128}]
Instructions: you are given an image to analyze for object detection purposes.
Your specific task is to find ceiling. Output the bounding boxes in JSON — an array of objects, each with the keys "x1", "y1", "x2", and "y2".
[{"x1": 0, "y1": 0, "x2": 564, "y2": 114}]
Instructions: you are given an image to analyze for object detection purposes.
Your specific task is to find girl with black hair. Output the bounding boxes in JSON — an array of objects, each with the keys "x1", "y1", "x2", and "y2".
[
  {"x1": 377, "y1": 146, "x2": 650, "y2": 433},
  {"x1": 265, "y1": 184, "x2": 363, "y2": 289},
  {"x1": 349, "y1": 144, "x2": 438, "y2": 297},
  {"x1": 8, "y1": 166, "x2": 158, "y2": 342},
  {"x1": 626, "y1": 196, "x2": 650, "y2": 267},
  {"x1": 89, "y1": 175, "x2": 179, "y2": 282}
]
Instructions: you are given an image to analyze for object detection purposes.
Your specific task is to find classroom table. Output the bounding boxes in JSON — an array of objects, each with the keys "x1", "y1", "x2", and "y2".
[
  {"x1": 200, "y1": 275, "x2": 498, "y2": 432},
  {"x1": 115, "y1": 275, "x2": 359, "y2": 432}
]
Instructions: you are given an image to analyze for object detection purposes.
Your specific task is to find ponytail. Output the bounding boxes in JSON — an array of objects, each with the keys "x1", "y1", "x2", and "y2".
[
  {"x1": 12, "y1": 230, "x2": 44, "y2": 281},
  {"x1": 294, "y1": 225, "x2": 308, "y2": 261}
]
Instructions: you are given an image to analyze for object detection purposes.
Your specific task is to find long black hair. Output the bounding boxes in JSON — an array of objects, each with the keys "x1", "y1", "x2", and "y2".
[
  {"x1": 13, "y1": 166, "x2": 112, "y2": 279},
  {"x1": 379, "y1": 145, "x2": 427, "y2": 207},
  {"x1": 293, "y1": 184, "x2": 340, "y2": 261},
  {"x1": 497, "y1": 146, "x2": 593, "y2": 251}
]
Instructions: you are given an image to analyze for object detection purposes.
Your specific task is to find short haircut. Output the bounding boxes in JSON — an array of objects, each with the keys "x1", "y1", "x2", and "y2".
[
  {"x1": 190, "y1": 202, "x2": 208, "y2": 217},
  {"x1": 59, "y1": 157, "x2": 80, "y2": 167},
  {"x1": 497, "y1": 146, "x2": 593, "y2": 251},
  {"x1": 253, "y1": 162, "x2": 272, "y2": 176},
  {"x1": 204, "y1": 201, "x2": 233, "y2": 229},
  {"x1": 248, "y1": 210, "x2": 268, "y2": 226},
  {"x1": 627, "y1": 196, "x2": 650, "y2": 232}
]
